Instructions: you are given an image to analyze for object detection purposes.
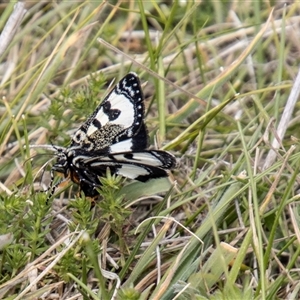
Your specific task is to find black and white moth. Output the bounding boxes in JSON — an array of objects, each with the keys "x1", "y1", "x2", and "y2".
[{"x1": 33, "y1": 72, "x2": 176, "y2": 197}]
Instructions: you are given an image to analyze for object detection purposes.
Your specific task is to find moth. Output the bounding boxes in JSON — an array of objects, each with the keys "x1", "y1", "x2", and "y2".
[{"x1": 32, "y1": 73, "x2": 176, "y2": 198}]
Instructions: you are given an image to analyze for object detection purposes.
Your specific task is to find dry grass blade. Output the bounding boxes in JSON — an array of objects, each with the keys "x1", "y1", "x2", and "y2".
[
  {"x1": 0, "y1": 230, "x2": 84, "y2": 299},
  {"x1": 263, "y1": 69, "x2": 300, "y2": 170},
  {"x1": 0, "y1": 2, "x2": 27, "y2": 57}
]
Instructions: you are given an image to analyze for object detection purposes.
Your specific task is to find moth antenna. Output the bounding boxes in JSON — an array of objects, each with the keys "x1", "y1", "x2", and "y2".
[
  {"x1": 29, "y1": 144, "x2": 66, "y2": 152},
  {"x1": 23, "y1": 152, "x2": 55, "y2": 166}
]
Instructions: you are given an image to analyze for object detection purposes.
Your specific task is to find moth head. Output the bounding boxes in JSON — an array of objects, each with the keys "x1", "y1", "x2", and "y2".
[{"x1": 52, "y1": 150, "x2": 69, "y2": 176}]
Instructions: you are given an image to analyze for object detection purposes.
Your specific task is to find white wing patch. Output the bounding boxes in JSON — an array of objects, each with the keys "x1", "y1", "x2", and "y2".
[
  {"x1": 109, "y1": 94, "x2": 135, "y2": 126},
  {"x1": 112, "y1": 153, "x2": 165, "y2": 166},
  {"x1": 116, "y1": 165, "x2": 150, "y2": 179},
  {"x1": 86, "y1": 93, "x2": 135, "y2": 136},
  {"x1": 110, "y1": 140, "x2": 133, "y2": 153},
  {"x1": 86, "y1": 124, "x2": 100, "y2": 136}
]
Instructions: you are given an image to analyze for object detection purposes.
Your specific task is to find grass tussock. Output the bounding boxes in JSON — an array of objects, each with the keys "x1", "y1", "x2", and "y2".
[{"x1": 1, "y1": 1, "x2": 300, "y2": 299}]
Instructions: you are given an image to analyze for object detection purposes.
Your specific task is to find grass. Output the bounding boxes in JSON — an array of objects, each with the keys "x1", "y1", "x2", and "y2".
[{"x1": 1, "y1": 1, "x2": 300, "y2": 299}]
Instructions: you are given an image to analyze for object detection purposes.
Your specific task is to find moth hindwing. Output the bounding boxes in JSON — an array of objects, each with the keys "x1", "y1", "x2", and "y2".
[{"x1": 49, "y1": 72, "x2": 176, "y2": 197}]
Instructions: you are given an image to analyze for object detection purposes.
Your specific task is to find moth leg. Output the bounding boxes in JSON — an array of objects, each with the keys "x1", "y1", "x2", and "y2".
[
  {"x1": 45, "y1": 169, "x2": 56, "y2": 203},
  {"x1": 46, "y1": 170, "x2": 71, "y2": 203},
  {"x1": 78, "y1": 176, "x2": 100, "y2": 198}
]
